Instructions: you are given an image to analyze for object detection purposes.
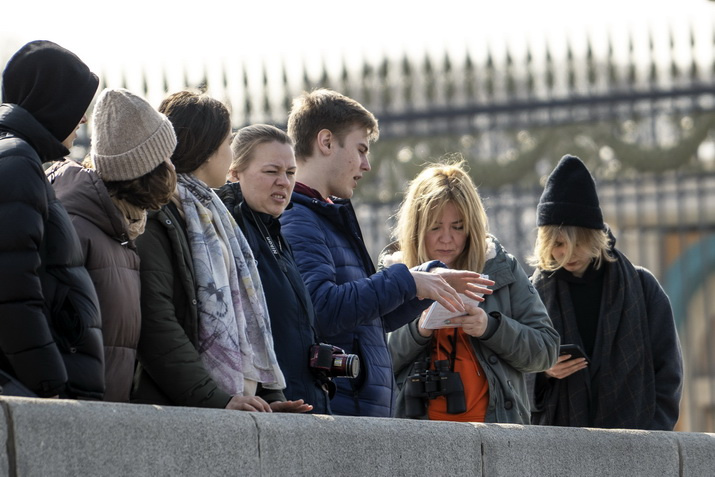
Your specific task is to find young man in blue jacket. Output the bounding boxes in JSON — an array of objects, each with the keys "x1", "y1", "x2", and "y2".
[{"x1": 280, "y1": 89, "x2": 480, "y2": 417}]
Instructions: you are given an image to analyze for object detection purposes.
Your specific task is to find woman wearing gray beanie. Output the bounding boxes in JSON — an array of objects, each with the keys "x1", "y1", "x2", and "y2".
[
  {"x1": 47, "y1": 88, "x2": 178, "y2": 402},
  {"x1": 133, "y1": 91, "x2": 311, "y2": 413},
  {"x1": 529, "y1": 154, "x2": 683, "y2": 430}
]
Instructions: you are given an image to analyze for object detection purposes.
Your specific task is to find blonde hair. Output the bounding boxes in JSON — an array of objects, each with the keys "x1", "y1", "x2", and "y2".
[
  {"x1": 394, "y1": 160, "x2": 488, "y2": 272},
  {"x1": 229, "y1": 124, "x2": 293, "y2": 176},
  {"x1": 530, "y1": 225, "x2": 616, "y2": 272}
]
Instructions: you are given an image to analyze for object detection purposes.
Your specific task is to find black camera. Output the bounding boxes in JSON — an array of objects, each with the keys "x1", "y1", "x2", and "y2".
[
  {"x1": 309, "y1": 343, "x2": 360, "y2": 379},
  {"x1": 404, "y1": 358, "x2": 466, "y2": 418}
]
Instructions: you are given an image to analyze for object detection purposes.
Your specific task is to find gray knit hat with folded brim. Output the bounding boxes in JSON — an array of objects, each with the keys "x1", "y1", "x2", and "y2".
[{"x1": 91, "y1": 88, "x2": 177, "y2": 181}]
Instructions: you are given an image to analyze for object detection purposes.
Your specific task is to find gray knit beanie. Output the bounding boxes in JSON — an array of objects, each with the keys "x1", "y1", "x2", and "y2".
[{"x1": 91, "y1": 88, "x2": 177, "y2": 181}]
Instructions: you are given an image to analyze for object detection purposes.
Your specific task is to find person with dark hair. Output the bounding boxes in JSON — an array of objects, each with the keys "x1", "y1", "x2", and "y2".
[
  {"x1": 47, "y1": 88, "x2": 177, "y2": 402},
  {"x1": 0, "y1": 40, "x2": 104, "y2": 398},
  {"x1": 280, "y1": 89, "x2": 478, "y2": 417},
  {"x1": 218, "y1": 124, "x2": 332, "y2": 414},
  {"x1": 529, "y1": 155, "x2": 683, "y2": 430},
  {"x1": 133, "y1": 91, "x2": 310, "y2": 413}
]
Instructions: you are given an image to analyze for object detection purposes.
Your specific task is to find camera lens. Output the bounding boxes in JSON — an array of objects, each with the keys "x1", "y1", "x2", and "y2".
[{"x1": 334, "y1": 354, "x2": 360, "y2": 379}]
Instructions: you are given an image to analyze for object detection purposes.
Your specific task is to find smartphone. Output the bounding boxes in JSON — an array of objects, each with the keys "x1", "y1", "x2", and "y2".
[{"x1": 559, "y1": 343, "x2": 590, "y2": 364}]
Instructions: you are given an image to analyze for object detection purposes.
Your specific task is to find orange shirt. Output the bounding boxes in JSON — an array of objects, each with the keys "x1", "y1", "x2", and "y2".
[{"x1": 427, "y1": 328, "x2": 489, "y2": 422}]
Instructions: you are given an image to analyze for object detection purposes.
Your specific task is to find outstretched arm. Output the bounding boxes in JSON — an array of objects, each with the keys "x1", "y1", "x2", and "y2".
[{"x1": 281, "y1": 207, "x2": 458, "y2": 337}]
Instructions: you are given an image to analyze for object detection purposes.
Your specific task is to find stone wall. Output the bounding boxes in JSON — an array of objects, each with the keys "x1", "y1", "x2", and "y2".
[{"x1": 1, "y1": 397, "x2": 713, "y2": 476}]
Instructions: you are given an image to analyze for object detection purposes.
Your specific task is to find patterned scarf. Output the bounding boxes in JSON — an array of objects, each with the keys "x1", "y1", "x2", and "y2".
[
  {"x1": 532, "y1": 247, "x2": 655, "y2": 429},
  {"x1": 177, "y1": 173, "x2": 285, "y2": 395}
]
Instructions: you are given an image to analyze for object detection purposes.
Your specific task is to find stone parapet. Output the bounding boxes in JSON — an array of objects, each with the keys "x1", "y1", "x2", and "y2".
[{"x1": 0, "y1": 397, "x2": 712, "y2": 476}]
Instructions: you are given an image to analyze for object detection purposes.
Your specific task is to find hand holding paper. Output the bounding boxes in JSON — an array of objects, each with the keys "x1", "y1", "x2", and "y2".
[
  {"x1": 420, "y1": 275, "x2": 491, "y2": 330},
  {"x1": 430, "y1": 268, "x2": 494, "y2": 302},
  {"x1": 420, "y1": 295, "x2": 481, "y2": 329}
]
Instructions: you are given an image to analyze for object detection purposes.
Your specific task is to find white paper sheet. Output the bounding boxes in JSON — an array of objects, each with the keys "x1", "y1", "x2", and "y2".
[{"x1": 420, "y1": 273, "x2": 491, "y2": 329}]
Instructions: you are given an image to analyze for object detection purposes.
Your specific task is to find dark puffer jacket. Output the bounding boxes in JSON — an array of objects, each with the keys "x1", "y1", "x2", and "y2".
[
  {"x1": 280, "y1": 191, "x2": 431, "y2": 417},
  {"x1": 218, "y1": 182, "x2": 331, "y2": 414},
  {"x1": 48, "y1": 160, "x2": 140, "y2": 402},
  {"x1": 0, "y1": 104, "x2": 104, "y2": 398}
]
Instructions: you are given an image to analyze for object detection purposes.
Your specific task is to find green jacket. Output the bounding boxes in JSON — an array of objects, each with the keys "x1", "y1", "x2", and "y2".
[
  {"x1": 132, "y1": 204, "x2": 283, "y2": 408},
  {"x1": 387, "y1": 236, "x2": 559, "y2": 423}
]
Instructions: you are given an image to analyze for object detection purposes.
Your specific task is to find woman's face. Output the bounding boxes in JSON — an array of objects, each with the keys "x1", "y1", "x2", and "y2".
[
  {"x1": 551, "y1": 234, "x2": 592, "y2": 277},
  {"x1": 424, "y1": 201, "x2": 467, "y2": 268},
  {"x1": 195, "y1": 132, "x2": 233, "y2": 188},
  {"x1": 232, "y1": 141, "x2": 296, "y2": 217}
]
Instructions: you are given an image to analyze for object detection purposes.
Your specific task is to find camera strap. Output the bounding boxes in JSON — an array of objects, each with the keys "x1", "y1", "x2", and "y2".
[
  {"x1": 447, "y1": 329, "x2": 458, "y2": 373},
  {"x1": 247, "y1": 205, "x2": 321, "y2": 342},
  {"x1": 248, "y1": 207, "x2": 283, "y2": 257},
  {"x1": 435, "y1": 329, "x2": 459, "y2": 373}
]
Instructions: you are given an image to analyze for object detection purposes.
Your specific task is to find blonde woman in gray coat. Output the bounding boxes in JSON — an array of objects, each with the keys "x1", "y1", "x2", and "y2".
[{"x1": 384, "y1": 161, "x2": 559, "y2": 423}]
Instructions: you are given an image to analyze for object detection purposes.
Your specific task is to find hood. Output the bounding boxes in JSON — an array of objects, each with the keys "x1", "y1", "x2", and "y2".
[
  {"x1": 47, "y1": 160, "x2": 129, "y2": 243},
  {"x1": 2, "y1": 40, "x2": 98, "y2": 143}
]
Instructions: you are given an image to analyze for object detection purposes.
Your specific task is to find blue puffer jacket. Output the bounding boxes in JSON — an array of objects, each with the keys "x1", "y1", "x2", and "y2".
[{"x1": 280, "y1": 191, "x2": 431, "y2": 417}]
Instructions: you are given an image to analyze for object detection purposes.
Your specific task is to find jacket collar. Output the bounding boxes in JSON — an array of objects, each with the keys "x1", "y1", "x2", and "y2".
[
  {"x1": 216, "y1": 181, "x2": 292, "y2": 225},
  {"x1": 0, "y1": 103, "x2": 69, "y2": 161},
  {"x1": 47, "y1": 160, "x2": 132, "y2": 247},
  {"x1": 294, "y1": 181, "x2": 333, "y2": 203}
]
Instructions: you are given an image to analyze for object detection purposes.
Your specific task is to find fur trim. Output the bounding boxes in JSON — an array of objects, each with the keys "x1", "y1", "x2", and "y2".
[
  {"x1": 381, "y1": 250, "x2": 404, "y2": 267},
  {"x1": 485, "y1": 236, "x2": 497, "y2": 261}
]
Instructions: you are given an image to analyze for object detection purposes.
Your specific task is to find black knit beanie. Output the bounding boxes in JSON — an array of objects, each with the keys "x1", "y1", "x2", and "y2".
[
  {"x1": 536, "y1": 155, "x2": 604, "y2": 229},
  {"x1": 2, "y1": 40, "x2": 99, "y2": 143}
]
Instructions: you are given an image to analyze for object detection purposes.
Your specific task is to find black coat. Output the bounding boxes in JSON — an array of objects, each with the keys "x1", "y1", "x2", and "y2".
[
  {"x1": 218, "y1": 183, "x2": 331, "y2": 414},
  {"x1": 531, "y1": 245, "x2": 683, "y2": 430},
  {"x1": 0, "y1": 104, "x2": 104, "y2": 398}
]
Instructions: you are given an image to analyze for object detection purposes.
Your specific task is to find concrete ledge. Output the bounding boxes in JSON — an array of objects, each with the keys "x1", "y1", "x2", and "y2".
[
  {"x1": 0, "y1": 397, "x2": 259, "y2": 476},
  {"x1": 477, "y1": 424, "x2": 679, "y2": 476},
  {"x1": 0, "y1": 403, "x2": 7, "y2": 476},
  {"x1": 0, "y1": 397, "x2": 713, "y2": 476},
  {"x1": 253, "y1": 413, "x2": 481, "y2": 475}
]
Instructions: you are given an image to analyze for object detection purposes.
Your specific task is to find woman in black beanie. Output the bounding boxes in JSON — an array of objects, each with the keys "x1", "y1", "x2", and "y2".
[{"x1": 529, "y1": 155, "x2": 683, "y2": 430}]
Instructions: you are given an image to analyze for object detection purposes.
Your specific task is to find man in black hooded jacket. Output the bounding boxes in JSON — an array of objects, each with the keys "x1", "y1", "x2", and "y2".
[{"x1": 0, "y1": 40, "x2": 104, "y2": 399}]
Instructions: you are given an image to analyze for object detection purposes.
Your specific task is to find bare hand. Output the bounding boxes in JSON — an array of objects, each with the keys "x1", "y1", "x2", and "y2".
[
  {"x1": 411, "y1": 270, "x2": 464, "y2": 313},
  {"x1": 444, "y1": 304, "x2": 488, "y2": 337},
  {"x1": 431, "y1": 269, "x2": 494, "y2": 302},
  {"x1": 417, "y1": 310, "x2": 434, "y2": 338},
  {"x1": 270, "y1": 399, "x2": 313, "y2": 413},
  {"x1": 225, "y1": 395, "x2": 272, "y2": 412},
  {"x1": 544, "y1": 354, "x2": 588, "y2": 379}
]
